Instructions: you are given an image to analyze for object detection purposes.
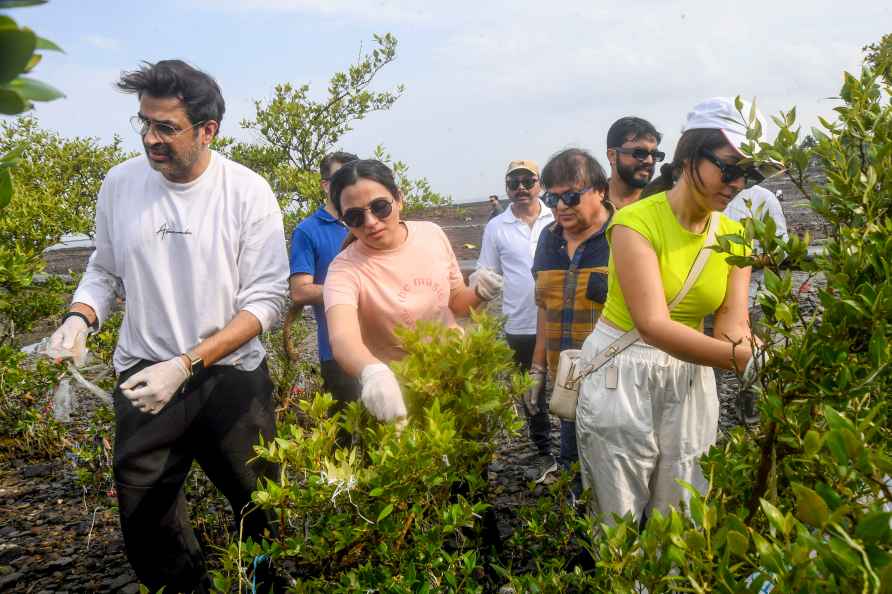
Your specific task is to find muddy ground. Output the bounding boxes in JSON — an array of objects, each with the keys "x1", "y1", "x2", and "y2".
[{"x1": 0, "y1": 194, "x2": 825, "y2": 592}]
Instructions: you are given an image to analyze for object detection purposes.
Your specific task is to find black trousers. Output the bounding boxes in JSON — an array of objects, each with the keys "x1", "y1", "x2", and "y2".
[
  {"x1": 320, "y1": 357, "x2": 360, "y2": 413},
  {"x1": 505, "y1": 333, "x2": 550, "y2": 455},
  {"x1": 113, "y1": 359, "x2": 278, "y2": 593}
]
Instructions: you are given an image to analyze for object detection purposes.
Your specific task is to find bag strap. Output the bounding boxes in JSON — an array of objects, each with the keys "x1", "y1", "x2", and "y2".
[{"x1": 568, "y1": 211, "x2": 720, "y2": 386}]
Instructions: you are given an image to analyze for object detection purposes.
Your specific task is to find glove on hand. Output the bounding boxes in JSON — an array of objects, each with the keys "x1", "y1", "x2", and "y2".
[
  {"x1": 523, "y1": 364, "x2": 547, "y2": 415},
  {"x1": 121, "y1": 357, "x2": 190, "y2": 415},
  {"x1": 469, "y1": 267, "x2": 504, "y2": 301},
  {"x1": 47, "y1": 315, "x2": 90, "y2": 367},
  {"x1": 739, "y1": 345, "x2": 769, "y2": 391},
  {"x1": 359, "y1": 363, "x2": 407, "y2": 422}
]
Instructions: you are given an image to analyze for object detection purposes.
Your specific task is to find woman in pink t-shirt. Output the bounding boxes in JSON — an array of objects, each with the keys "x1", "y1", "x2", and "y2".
[{"x1": 323, "y1": 160, "x2": 503, "y2": 423}]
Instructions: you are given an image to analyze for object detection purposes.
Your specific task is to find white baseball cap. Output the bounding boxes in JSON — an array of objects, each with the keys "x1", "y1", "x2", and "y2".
[
  {"x1": 682, "y1": 97, "x2": 767, "y2": 154},
  {"x1": 682, "y1": 96, "x2": 783, "y2": 178}
]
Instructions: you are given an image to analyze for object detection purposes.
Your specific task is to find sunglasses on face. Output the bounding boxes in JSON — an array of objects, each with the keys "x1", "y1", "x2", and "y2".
[
  {"x1": 543, "y1": 187, "x2": 593, "y2": 208},
  {"x1": 613, "y1": 147, "x2": 666, "y2": 163},
  {"x1": 506, "y1": 176, "x2": 538, "y2": 191},
  {"x1": 341, "y1": 197, "x2": 394, "y2": 228},
  {"x1": 130, "y1": 114, "x2": 205, "y2": 140},
  {"x1": 700, "y1": 149, "x2": 764, "y2": 187}
]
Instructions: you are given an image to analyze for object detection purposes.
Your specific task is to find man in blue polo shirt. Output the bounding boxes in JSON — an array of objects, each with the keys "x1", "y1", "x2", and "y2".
[{"x1": 289, "y1": 151, "x2": 360, "y2": 410}]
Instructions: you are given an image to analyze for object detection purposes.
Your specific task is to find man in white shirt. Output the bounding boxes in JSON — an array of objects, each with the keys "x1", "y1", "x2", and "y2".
[
  {"x1": 476, "y1": 160, "x2": 554, "y2": 458},
  {"x1": 725, "y1": 184, "x2": 789, "y2": 242},
  {"x1": 47, "y1": 60, "x2": 289, "y2": 593}
]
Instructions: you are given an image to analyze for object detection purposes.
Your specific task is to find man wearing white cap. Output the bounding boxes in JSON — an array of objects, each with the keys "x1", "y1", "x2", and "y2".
[
  {"x1": 476, "y1": 160, "x2": 554, "y2": 461},
  {"x1": 576, "y1": 97, "x2": 777, "y2": 523}
]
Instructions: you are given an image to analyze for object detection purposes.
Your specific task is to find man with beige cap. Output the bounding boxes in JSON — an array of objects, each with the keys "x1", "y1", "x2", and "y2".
[{"x1": 475, "y1": 160, "x2": 554, "y2": 466}]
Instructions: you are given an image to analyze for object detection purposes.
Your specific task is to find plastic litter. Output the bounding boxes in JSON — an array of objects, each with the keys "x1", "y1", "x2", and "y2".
[{"x1": 53, "y1": 377, "x2": 74, "y2": 422}]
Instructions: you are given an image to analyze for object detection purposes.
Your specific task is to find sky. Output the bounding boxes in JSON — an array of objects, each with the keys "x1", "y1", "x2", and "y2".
[{"x1": 11, "y1": 0, "x2": 892, "y2": 203}]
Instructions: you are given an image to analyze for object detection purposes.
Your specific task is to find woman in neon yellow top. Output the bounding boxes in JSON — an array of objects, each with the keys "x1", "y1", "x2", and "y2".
[{"x1": 576, "y1": 97, "x2": 774, "y2": 523}]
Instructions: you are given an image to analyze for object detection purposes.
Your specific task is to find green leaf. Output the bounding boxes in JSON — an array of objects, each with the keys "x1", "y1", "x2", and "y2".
[
  {"x1": 369, "y1": 487, "x2": 384, "y2": 497},
  {"x1": 34, "y1": 35, "x2": 62, "y2": 52},
  {"x1": 855, "y1": 511, "x2": 892, "y2": 544},
  {"x1": 0, "y1": 87, "x2": 27, "y2": 114},
  {"x1": 0, "y1": 168, "x2": 12, "y2": 209},
  {"x1": 792, "y1": 483, "x2": 830, "y2": 528},
  {"x1": 761, "y1": 499, "x2": 787, "y2": 535},
  {"x1": 726, "y1": 530, "x2": 748, "y2": 558},
  {"x1": 803, "y1": 430, "x2": 823, "y2": 456},
  {"x1": 0, "y1": 0, "x2": 49, "y2": 7},
  {"x1": 824, "y1": 406, "x2": 856, "y2": 432},
  {"x1": 7, "y1": 76, "x2": 64, "y2": 102},
  {"x1": 0, "y1": 27, "x2": 36, "y2": 83},
  {"x1": 377, "y1": 503, "x2": 394, "y2": 522}
]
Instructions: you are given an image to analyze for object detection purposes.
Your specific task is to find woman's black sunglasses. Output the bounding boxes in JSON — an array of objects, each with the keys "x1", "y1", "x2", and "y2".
[
  {"x1": 341, "y1": 198, "x2": 394, "y2": 228},
  {"x1": 700, "y1": 149, "x2": 764, "y2": 187},
  {"x1": 543, "y1": 187, "x2": 592, "y2": 208}
]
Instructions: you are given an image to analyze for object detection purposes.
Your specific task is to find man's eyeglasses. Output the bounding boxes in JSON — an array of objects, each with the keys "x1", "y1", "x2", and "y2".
[
  {"x1": 341, "y1": 197, "x2": 394, "y2": 228},
  {"x1": 130, "y1": 115, "x2": 206, "y2": 140},
  {"x1": 543, "y1": 187, "x2": 592, "y2": 208},
  {"x1": 506, "y1": 176, "x2": 538, "y2": 191},
  {"x1": 612, "y1": 147, "x2": 666, "y2": 163},
  {"x1": 700, "y1": 149, "x2": 764, "y2": 187}
]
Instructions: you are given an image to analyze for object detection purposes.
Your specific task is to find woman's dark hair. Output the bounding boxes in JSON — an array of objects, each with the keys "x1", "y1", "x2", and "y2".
[
  {"x1": 541, "y1": 148, "x2": 609, "y2": 193},
  {"x1": 640, "y1": 128, "x2": 730, "y2": 198},
  {"x1": 117, "y1": 60, "x2": 225, "y2": 132},
  {"x1": 329, "y1": 159, "x2": 401, "y2": 216}
]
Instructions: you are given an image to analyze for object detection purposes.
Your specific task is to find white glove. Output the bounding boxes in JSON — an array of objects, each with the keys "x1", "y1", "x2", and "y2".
[
  {"x1": 46, "y1": 314, "x2": 90, "y2": 367},
  {"x1": 359, "y1": 363, "x2": 407, "y2": 422},
  {"x1": 120, "y1": 357, "x2": 190, "y2": 415},
  {"x1": 524, "y1": 364, "x2": 546, "y2": 415},
  {"x1": 740, "y1": 345, "x2": 769, "y2": 390},
  {"x1": 469, "y1": 267, "x2": 504, "y2": 301}
]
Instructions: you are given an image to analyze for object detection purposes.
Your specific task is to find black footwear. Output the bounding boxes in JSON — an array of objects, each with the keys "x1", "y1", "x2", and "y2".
[{"x1": 524, "y1": 453, "x2": 558, "y2": 484}]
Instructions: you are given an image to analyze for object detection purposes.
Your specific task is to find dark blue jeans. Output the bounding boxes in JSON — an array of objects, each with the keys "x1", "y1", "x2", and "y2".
[{"x1": 506, "y1": 333, "x2": 551, "y2": 455}]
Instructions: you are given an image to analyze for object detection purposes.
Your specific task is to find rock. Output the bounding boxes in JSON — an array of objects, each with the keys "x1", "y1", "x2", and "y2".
[
  {"x1": 0, "y1": 572, "x2": 22, "y2": 589},
  {"x1": 22, "y1": 463, "x2": 52, "y2": 478},
  {"x1": 0, "y1": 543, "x2": 21, "y2": 564},
  {"x1": 48, "y1": 556, "x2": 74, "y2": 569},
  {"x1": 109, "y1": 573, "x2": 135, "y2": 590},
  {"x1": 121, "y1": 583, "x2": 140, "y2": 594}
]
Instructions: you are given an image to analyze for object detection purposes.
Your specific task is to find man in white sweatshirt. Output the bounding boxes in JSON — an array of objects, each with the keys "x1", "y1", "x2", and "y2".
[{"x1": 47, "y1": 60, "x2": 289, "y2": 593}]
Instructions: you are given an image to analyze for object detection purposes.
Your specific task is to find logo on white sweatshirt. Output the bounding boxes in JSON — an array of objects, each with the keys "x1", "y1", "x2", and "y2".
[{"x1": 156, "y1": 222, "x2": 193, "y2": 240}]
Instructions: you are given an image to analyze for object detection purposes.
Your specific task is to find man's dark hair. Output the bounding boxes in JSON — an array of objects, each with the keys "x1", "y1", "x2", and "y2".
[
  {"x1": 541, "y1": 148, "x2": 609, "y2": 193},
  {"x1": 320, "y1": 151, "x2": 359, "y2": 179},
  {"x1": 606, "y1": 117, "x2": 662, "y2": 148},
  {"x1": 117, "y1": 60, "x2": 225, "y2": 131}
]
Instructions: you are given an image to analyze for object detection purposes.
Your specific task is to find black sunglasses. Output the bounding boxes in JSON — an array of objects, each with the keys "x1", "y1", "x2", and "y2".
[
  {"x1": 700, "y1": 149, "x2": 764, "y2": 187},
  {"x1": 341, "y1": 197, "x2": 394, "y2": 228},
  {"x1": 543, "y1": 187, "x2": 593, "y2": 208},
  {"x1": 612, "y1": 147, "x2": 666, "y2": 163},
  {"x1": 506, "y1": 176, "x2": 538, "y2": 191}
]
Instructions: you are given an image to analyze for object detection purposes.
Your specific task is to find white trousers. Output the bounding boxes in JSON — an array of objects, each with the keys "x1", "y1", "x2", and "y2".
[{"x1": 576, "y1": 321, "x2": 719, "y2": 523}]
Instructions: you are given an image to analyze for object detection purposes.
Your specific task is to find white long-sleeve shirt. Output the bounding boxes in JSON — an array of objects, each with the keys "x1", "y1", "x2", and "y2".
[
  {"x1": 73, "y1": 151, "x2": 289, "y2": 373},
  {"x1": 725, "y1": 184, "x2": 789, "y2": 242},
  {"x1": 476, "y1": 199, "x2": 554, "y2": 335}
]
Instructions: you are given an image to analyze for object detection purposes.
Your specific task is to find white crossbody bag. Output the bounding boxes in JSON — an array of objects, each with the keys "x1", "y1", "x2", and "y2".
[{"x1": 549, "y1": 212, "x2": 720, "y2": 421}]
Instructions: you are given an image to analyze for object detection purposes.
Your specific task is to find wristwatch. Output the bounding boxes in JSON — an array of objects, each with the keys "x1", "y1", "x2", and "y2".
[{"x1": 183, "y1": 351, "x2": 205, "y2": 377}]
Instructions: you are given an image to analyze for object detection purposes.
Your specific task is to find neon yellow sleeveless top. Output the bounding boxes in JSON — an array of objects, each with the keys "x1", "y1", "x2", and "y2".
[{"x1": 602, "y1": 192, "x2": 750, "y2": 331}]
